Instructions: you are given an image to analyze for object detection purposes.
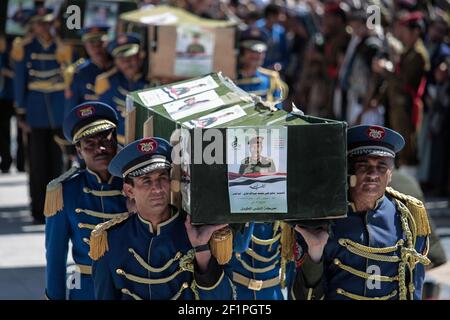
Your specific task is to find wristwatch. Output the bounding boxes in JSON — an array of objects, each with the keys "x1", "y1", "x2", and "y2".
[{"x1": 193, "y1": 243, "x2": 210, "y2": 253}]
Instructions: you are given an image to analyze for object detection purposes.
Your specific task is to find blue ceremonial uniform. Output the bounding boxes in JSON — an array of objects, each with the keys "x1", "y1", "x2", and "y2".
[
  {"x1": 236, "y1": 67, "x2": 284, "y2": 109},
  {"x1": 66, "y1": 59, "x2": 112, "y2": 112},
  {"x1": 290, "y1": 125, "x2": 431, "y2": 300},
  {"x1": 65, "y1": 25, "x2": 112, "y2": 112},
  {"x1": 95, "y1": 33, "x2": 149, "y2": 143},
  {"x1": 91, "y1": 137, "x2": 235, "y2": 300},
  {"x1": 12, "y1": 36, "x2": 70, "y2": 128},
  {"x1": 45, "y1": 101, "x2": 127, "y2": 300},
  {"x1": 315, "y1": 196, "x2": 429, "y2": 300},
  {"x1": 45, "y1": 168, "x2": 127, "y2": 300},
  {"x1": 96, "y1": 69, "x2": 148, "y2": 139},
  {"x1": 228, "y1": 222, "x2": 294, "y2": 299},
  {"x1": 92, "y1": 210, "x2": 235, "y2": 300}
]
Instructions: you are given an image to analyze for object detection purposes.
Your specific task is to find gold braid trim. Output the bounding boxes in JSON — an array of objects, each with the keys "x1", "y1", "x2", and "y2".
[
  {"x1": 333, "y1": 259, "x2": 398, "y2": 282},
  {"x1": 128, "y1": 248, "x2": 182, "y2": 273},
  {"x1": 338, "y1": 239, "x2": 401, "y2": 263},
  {"x1": 339, "y1": 238, "x2": 404, "y2": 254},
  {"x1": 190, "y1": 281, "x2": 201, "y2": 300},
  {"x1": 251, "y1": 233, "x2": 281, "y2": 245},
  {"x1": 396, "y1": 199, "x2": 431, "y2": 300},
  {"x1": 89, "y1": 212, "x2": 130, "y2": 260},
  {"x1": 121, "y1": 288, "x2": 142, "y2": 300},
  {"x1": 235, "y1": 254, "x2": 279, "y2": 273},
  {"x1": 245, "y1": 247, "x2": 280, "y2": 263},
  {"x1": 336, "y1": 288, "x2": 397, "y2": 300},
  {"x1": 44, "y1": 166, "x2": 80, "y2": 217},
  {"x1": 171, "y1": 282, "x2": 189, "y2": 300},
  {"x1": 280, "y1": 222, "x2": 294, "y2": 288},
  {"x1": 83, "y1": 187, "x2": 123, "y2": 197},
  {"x1": 116, "y1": 268, "x2": 184, "y2": 285},
  {"x1": 386, "y1": 187, "x2": 431, "y2": 236},
  {"x1": 75, "y1": 208, "x2": 128, "y2": 219},
  {"x1": 116, "y1": 249, "x2": 195, "y2": 284},
  {"x1": 78, "y1": 223, "x2": 96, "y2": 230}
]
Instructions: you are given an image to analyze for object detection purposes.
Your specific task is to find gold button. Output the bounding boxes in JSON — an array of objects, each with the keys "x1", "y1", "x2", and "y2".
[
  {"x1": 182, "y1": 282, "x2": 189, "y2": 289},
  {"x1": 75, "y1": 208, "x2": 81, "y2": 213},
  {"x1": 116, "y1": 269, "x2": 124, "y2": 275}
]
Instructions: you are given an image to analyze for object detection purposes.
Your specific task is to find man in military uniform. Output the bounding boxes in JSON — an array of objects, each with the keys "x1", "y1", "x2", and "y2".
[
  {"x1": 236, "y1": 31, "x2": 287, "y2": 110},
  {"x1": 44, "y1": 102, "x2": 127, "y2": 300},
  {"x1": 65, "y1": 26, "x2": 113, "y2": 112},
  {"x1": 239, "y1": 136, "x2": 276, "y2": 175},
  {"x1": 90, "y1": 137, "x2": 235, "y2": 300},
  {"x1": 291, "y1": 125, "x2": 431, "y2": 300},
  {"x1": 372, "y1": 11, "x2": 430, "y2": 166},
  {"x1": 186, "y1": 32, "x2": 205, "y2": 55},
  {"x1": 12, "y1": 7, "x2": 73, "y2": 224},
  {"x1": 95, "y1": 33, "x2": 149, "y2": 145}
]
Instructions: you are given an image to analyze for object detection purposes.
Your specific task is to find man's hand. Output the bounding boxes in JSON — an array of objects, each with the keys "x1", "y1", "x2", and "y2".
[
  {"x1": 295, "y1": 225, "x2": 329, "y2": 263},
  {"x1": 185, "y1": 214, "x2": 228, "y2": 248},
  {"x1": 17, "y1": 116, "x2": 31, "y2": 134}
]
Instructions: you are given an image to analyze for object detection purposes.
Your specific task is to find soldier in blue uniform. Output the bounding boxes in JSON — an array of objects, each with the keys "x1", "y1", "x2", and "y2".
[
  {"x1": 291, "y1": 125, "x2": 431, "y2": 300},
  {"x1": 236, "y1": 33, "x2": 287, "y2": 110},
  {"x1": 95, "y1": 33, "x2": 149, "y2": 145},
  {"x1": 228, "y1": 221, "x2": 295, "y2": 299},
  {"x1": 65, "y1": 26, "x2": 113, "y2": 112},
  {"x1": 12, "y1": 7, "x2": 74, "y2": 224},
  {"x1": 90, "y1": 137, "x2": 236, "y2": 300},
  {"x1": 44, "y1": 101, "x2": 128, "y2": 300}
]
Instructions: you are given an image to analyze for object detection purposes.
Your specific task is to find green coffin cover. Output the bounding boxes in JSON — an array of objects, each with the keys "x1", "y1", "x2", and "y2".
[{"x1": 126, "y1": 73, "x2": 348, "y2": 223}]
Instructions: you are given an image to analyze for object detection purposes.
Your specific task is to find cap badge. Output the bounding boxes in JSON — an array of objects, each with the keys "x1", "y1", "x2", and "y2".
[
  {"x1": 77, "y1": 106, "x2": 95, "y2": 118},
  {"x1": 137, "y1": 138, "x2": 158, "y2": 154},
  {"x1": 367, "y1": 126, "x2": 385, "y2": 140}
]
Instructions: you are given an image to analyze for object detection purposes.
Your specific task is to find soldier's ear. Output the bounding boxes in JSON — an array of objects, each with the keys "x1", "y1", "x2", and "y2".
[
  {"x1": 123, "y1": 181, "x2": 134, "y2": 199},
  {"x1": 75, "y1": 144, "x2": 83, "y2": 160}
]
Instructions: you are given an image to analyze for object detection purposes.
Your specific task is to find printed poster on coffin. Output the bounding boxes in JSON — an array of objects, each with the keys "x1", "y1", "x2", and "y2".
[{"x1": 227, "y1": 127, "x2": 287, "y2": 213}]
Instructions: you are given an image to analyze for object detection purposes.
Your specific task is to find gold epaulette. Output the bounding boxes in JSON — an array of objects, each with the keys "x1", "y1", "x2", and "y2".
[
  {"x1": 89, "y1": 212, "x2": 131, "y2": 261},
  {"x1": 43, "y1": 166, "x2": 80, "y2": 217},
  {"x1": 63, "y1": 58, "x2": 85, "y2": 87},
  {"x1": 385, "y1": 187, "x2": 431, "y2": 237},
  {"x1": 55, "y1": 39, "x2": 73, "y2": 65},
  {"x1": 257, "y1": 67, "x2": 279, "y2": 78},
  {"x1": 95, "y1": 68, "x2": 117, "y2": 96},
  {"x1": 11, "y1": 37, "x2": 27, "y2": 62},
  {"x1": 280, "y1": 222, "x2": 295, "y2": 288}
]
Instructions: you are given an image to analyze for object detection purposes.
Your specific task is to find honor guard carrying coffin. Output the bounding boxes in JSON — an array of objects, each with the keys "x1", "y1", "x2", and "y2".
[
  {"x1": 44, "y1": 102, "x2": 127, "y2": 299},
  {"x1": 90, "y1": 137, "x2": 236, "y2": 300},
  {"x1": 230, "y1": 135, "x2": 295, "y2": 299},
  {"x1": 65, "y1": 25, "x2": 113, "y2": 112},
  {"x1": 12, "y1": 6, "x2": 74, "y2": 224},
  {"x1": 291, "y1": 125, "x2": 431, "y2": 300},
  {"x1": 95, "y1": 33, "x2": 149, "y2": 145},
  {"x1": 236, "y1": 28, "x2": 288, "y2": 110}
]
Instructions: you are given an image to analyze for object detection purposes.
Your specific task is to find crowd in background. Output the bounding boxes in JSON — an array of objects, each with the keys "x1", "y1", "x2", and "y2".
[{"x1": 1, "y1": 0, "x2": 449, "y2": 200}]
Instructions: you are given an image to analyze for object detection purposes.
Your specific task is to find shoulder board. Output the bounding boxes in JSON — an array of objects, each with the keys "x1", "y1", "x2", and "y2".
[
  {"x1": 258, "y1": 67, "x2": 280, "y2": 78},
  {"x1": 280, "y1": 221, "x2": 294, "y2": 288},
  {"x1": 89, "y1": 212, "x2": 131, "y2": 261},
  {"x1": 43, "y1": 166, "x2": 81, "y2": 217},
  {"x1": 95, "y1": 68, "x2": 117, "y2": 96},
  {"x1": 385, "y1": 187, "x2": 431, "y2": 237},
  {"x1": 11, "y1": 37, "x2": 27, "y2": 62},
  {"x1": 55, "y1": 40, "x2": 73, "y2": 65},
  {"x1": 64, "y1": 58, "x2": 86, "y2": 87}
]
